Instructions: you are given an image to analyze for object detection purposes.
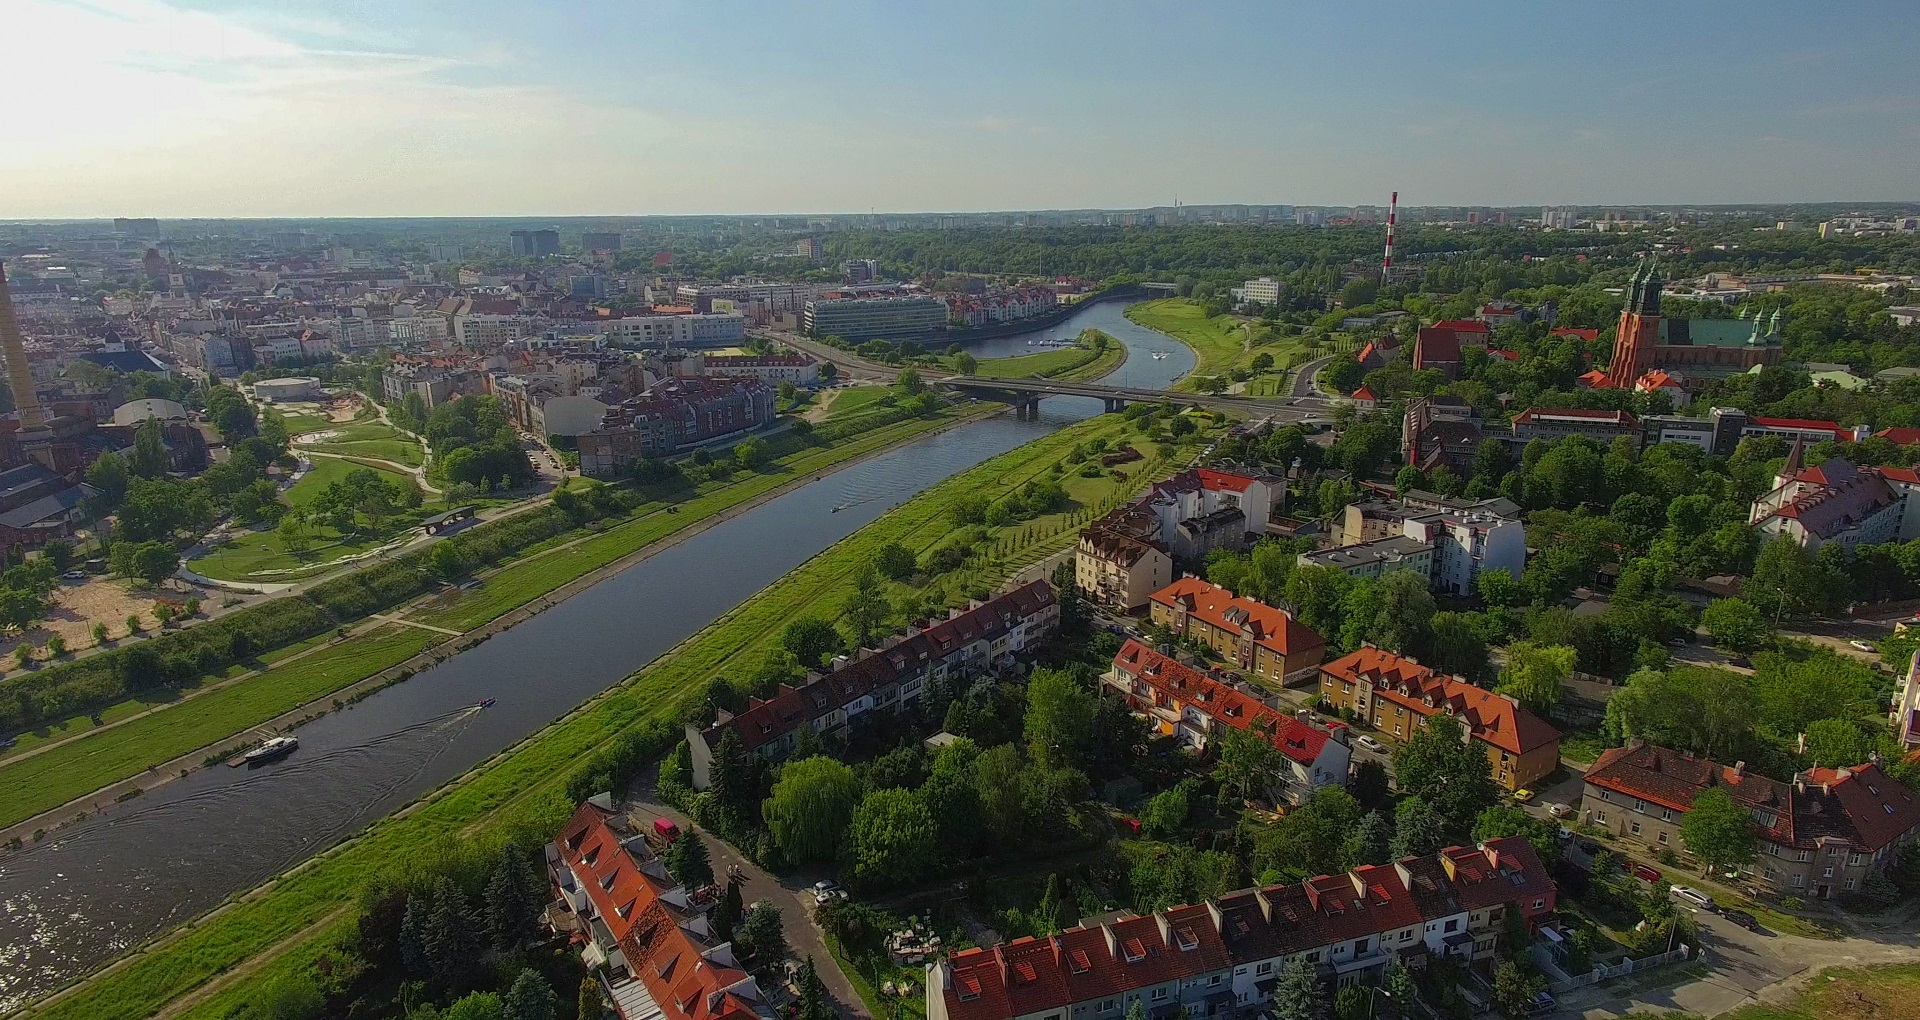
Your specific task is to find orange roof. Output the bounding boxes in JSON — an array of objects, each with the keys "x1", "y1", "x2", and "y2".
[
  {"x1": 1351, "y1": 385, "x2": 1377, "y2": 401},
  {"x1": 1577, "y1": 369, "x2": 1613, "y2": 388},
  {"x1": 1148, "y1": 577, "x2": 1324, "y2": 657},
  {"x1": 1635, "y1": 370, "x2": 1682, "y2": 391},
  {"x1": 1320, "y1": 647, "x2": 1559, "y2": 757}
]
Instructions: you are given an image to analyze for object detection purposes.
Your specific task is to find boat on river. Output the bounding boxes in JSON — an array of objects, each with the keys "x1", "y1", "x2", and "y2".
[{"x1": 240, "y1": 736, "x2": 298, "y2": 766}]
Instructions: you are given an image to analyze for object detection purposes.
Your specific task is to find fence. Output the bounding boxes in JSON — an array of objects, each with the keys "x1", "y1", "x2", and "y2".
[{"x1": 1542, "y1": 944, "x2": 1694, "y2": 991}]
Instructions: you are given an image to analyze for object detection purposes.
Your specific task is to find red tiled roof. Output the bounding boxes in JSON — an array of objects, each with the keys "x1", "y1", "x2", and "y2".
[
  {"x1": 1432, "y1": 319, "x2": 1490, "y2": 334},
  {"x1": 1113, "y1": 640, "x2": 1330, "y2": 764},
  {"x1": 1576, "y1": 369, "x2": 1614, "y2": 388},
  {"x1": 1803, "y1": 763, "x2": 1920, "y2": 851},
  {"x1": 1195, "y1": 467, "x2": 1255, "y2": 493},
  {"x1": 1875, "y1": 428, "x2": 1920, "y2": 446},
  {"x1": 1636, "y1": 370, "x2": 1683, "y2": 391},
  {"x1": 1585, "y1": 743, "x2": 1796, "y2": 843},
  {"x1": 1549, "y1": 327, "x2": 1600, "y2": 341},
  {"x1": 1147, "y1": 577, "x2": 1325, "y2": 657},
  {"x1": 1512, "y1": 407, "x2": 1638, "y2": 426},
  {"x1": 1351, "y1": 385, "x2": 1377, "y2": 401},
  {"x1": 1415, "y1": 327, "x2": 1465, "y2": 366},
  {"x1": 1881, "y1": 466, "x2": 1920, "y2": 485},
  {"x1": 1320, "y1": 648, "x2": 1559, "y2": 757}
]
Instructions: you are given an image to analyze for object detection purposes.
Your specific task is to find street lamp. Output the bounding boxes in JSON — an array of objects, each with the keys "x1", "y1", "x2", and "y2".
[{"x1": 1369, "y1": 986, "x2": 1391, "y2": 1019}]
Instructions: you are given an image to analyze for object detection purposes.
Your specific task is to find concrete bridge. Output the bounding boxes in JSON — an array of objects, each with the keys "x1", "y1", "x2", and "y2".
[{"x1": 940, "y1": 375, "x2": 1328, "y2": 420}]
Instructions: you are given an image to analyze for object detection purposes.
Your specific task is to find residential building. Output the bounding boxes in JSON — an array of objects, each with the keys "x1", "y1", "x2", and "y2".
[
  {"x1": 941, "y1": 286, "x2": 1059, "y2": 328},
  {"x1": 1139, "y1": 467, "x2": 1283, "y2": 562},
  {"x1": 453, "y1": 312, "x2": 530, "y2": 347},
  {"x1": 1318, "y1": 647, "x2": 1561, "y2": 791},
  {"x1": 1509, "y1": 407, "x2": 1641, "y2": 447},
  {"x1": 1411, "y1": 325, "x2": 1483, "y2": 377},
  {"x1": 687, "y1": 582, "x2": 1059, "y2": 784},
  {"x1": 582, "y1": 231, "x2": 623, "y2": 253},
  {"x1": 1076, "y1": 504, "x2": 1174, "y2": 611},
  {"x1": 1105, "y1": 639, "x2": 1347, "y2": 803},
  {"x1": 925, "y1": 837, "x2": 1557, "y2": 1020},
  {"x1": 509, "y1": 229, "x2": 560, "y2": 257},
  {"x1": 802, "y1": 294, "x2": 947, "y2": 340},
  {"x1": 1146, "y1": 577, "x2": 1327, "y2": 684},
  {"x1": 550, "y1": 798, "x2": 773, "y2": 1020},
  {"x1": 1314, "y1": 495, "x2": 1523, "y2": 597},
  {"x1": 604, "y1": 313, "x2": 746, "y2": 349},
  {"x1": 1402, "y1": 396, "x2": 1482, "y2": 475},
  {"x1": 675, "y1": 282, "x2": 817, "y2": 316},
  {"x1": 693, "y1": 354, "x2": 819, "y2": 386},
  {"x1": 1580, "y1": 742, "x2": 1920, "y2": 900},
  {"x1": 1297, "y1": 535, "x2": 1434, "y2": 583},
  {"x1": 1232, "y1": 276, "x2": 1286, "y2": 308},
  {"x1": 1749, "y1": 446, "x2": 1920, "y2": 551},
  {"x1": 794, "y1": 237, "x2": 822, "y2": 259},
  {"x1": 578, "y1": 376, "x2": 776, "y2": 477},
  {"x1": 1891, "y1": 651, "x2": 1920, "y2": 751}
]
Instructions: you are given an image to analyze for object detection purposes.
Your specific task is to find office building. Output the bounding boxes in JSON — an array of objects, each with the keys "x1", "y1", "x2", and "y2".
[
  {"x1": 802, "y1": 294, "x2": 947, "y2": 340},
  {"x1": 509, "y1": 229, "x2": 560, "y2": 257}
]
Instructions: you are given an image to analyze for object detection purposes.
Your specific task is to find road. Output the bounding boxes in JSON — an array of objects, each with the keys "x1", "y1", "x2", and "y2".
[
  {"x1": 769, "y1": 332, "x2": 898, "y2": 383},
  {"x1": 629, "y1": 775, "x2": 873, "y2": 1020},
  {"x1": 1290, "y1": 354, "x2": 1335, "y2": 397}
]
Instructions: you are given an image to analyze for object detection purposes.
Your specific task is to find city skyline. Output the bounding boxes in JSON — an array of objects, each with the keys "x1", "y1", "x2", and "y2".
[{"x1": 4, "y1": 0, "x2": 1920, "y2": 218}]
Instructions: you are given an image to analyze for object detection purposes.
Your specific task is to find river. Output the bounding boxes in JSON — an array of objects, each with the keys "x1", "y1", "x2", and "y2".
[{"x1": 0, "y1": 299, "x2": 1193, "y2": 1014}]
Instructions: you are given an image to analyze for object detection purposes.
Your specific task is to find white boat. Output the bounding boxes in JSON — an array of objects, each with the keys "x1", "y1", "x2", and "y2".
[{"x1": 242, "y1": 735, "x2": 299, "y2": 765}]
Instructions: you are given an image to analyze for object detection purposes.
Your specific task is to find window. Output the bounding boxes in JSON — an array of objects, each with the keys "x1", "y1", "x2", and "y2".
[
  {"x1": 1256, "y1": 962, "x2": 1272, "y2": 976},
  {"x1": 1846, "y1": 878, "x2": 1858, "y2": 890},
  {"x1": 1598, "y1": 789, "x2": 1612, "y2": 802},
  {"x1": 1595, "y1": 810, "x2": 1607, "y2": 824},
  {"x1": 1209, "y1": 976, "x2": 1222, "y2": 987},
  {"x1": 1849, "y1": 853, "x2": 1865, "y2": 867},
  {"x1": 1797, "y1": 850, "x2": 1812, "y2": 862},
  {"x1": 1399, "y1": 930, "x2": 1414, "y2": 942},
  {"x1": 1634, "y1": 798, "x2": 1647, "y2": 812},
  {"x1": 1353, "y1": 938, "x2": 1369, "y2": 956},
  {"x1": 1307, "y1": 951, "x2": 1321, "y2": 963},
  {"x1": 1152, "y1": 988, "x2": 1168, "y2": 1002},
  {"x1": 1444, "y1": 919, "x2": 1459, "y2": 933},
  {"x1": 1424, "y1": 923, "x2": 1436, "y2": 933},
  {"x1": 1661, "y1": 808, "x2": 1674, "y2": 822},
  {"x1": 1823, "y1": 867, "x2": 1835, "y2": 878},
  {"x1": 1792, "y1": 874, "x2": 1805, "y2": 888},
  {"x1": 1100, "y1": 1001, "x2": 1116, "y2": 1013},
  {"x1": 1658, "y1": 831, "x2": 1669, "y2": 844},
  {"x1": 1630, "y1": 822, "x2": 1642, "y2": 836}
]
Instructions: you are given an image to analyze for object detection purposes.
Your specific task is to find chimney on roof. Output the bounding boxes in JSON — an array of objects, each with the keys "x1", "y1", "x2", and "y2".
[
  {"x1": 993, "y1": 944, "x2": 1010, "y2": 986},
  {"x1": 1733, "y1": 761, "x2": 1746, "y2": 777}
]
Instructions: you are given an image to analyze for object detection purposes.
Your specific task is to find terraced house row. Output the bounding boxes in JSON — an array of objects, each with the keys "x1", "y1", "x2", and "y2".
[
  {"x1": 927, "y1": 837, "x2": 1557, "y2": 1020},
  {"x1": 685, "y1": 580, "x2": 1060, "y2": 787}
]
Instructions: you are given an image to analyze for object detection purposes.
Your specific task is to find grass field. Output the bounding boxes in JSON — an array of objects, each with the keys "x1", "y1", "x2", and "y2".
[
  {"x1": 1125, "y1": 299, "x2": 1306, "y2": 392},
  {"x1": 1719, "y1": 964, "x2": 1920, "y2": 1020},
  {"x1": 0, "y1": 626, "x2": 440, "y2": 830},
  {"x1": 189, "y1": 461, "x2": 429, "y2": 581},
  {"x1": 13, "y1": 413, "x2": 1169, "y2": 1020},
  {"x1": 302, "y1": 423, "x2": 425, "y2": 468},
  {"x1": 823, "y1": 385, "x2": 899, "y2": 422}
]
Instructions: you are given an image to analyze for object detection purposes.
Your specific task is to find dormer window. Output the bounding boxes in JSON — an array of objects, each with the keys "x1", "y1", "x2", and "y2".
[
  {"x1": 1123, "y1": 937, "x2": 1147, "y2": 962},
  {"x1": 1175, "y1": 927, "x2": 1199, "y2": 951}
]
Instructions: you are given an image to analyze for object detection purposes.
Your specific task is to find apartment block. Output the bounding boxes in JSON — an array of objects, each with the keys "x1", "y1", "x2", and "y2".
[
  {"x1": 926, "y1": 837, "x2": 1556, "y2": 1020},
  {"x1": 687, "y1": 581, "x2": 1060, "y2": 784},
  {"x1": 1580, "y1": 742, "x2": 1920, "y2": 900},
  {"x1": 802, "y1": 294, "x2": 947, "y2": 340},
  {"x1": 1318, "y1": 647, "x2": 1561, "y2": 791},
  {"x1": 577, "y1": 375, "x2": 776, "y2": 476},
  {"x1": 1146, "y1": 577, "x2": 1326, "y2": 684}
]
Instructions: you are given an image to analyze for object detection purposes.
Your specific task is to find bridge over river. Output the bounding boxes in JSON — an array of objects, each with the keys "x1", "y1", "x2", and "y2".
[{"x1": 940, "y1": 374, "x2": 1333, "y2": 420}]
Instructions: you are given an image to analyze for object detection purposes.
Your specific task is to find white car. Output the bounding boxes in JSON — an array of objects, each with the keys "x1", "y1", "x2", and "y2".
[
  {"x1": 810, "y1": 880, "x2": 848, "y2": 905},
  {"x1": 1548, "y1": 803, "x2": 1572, "y2": 818},
  {"x1": 1850, "y1": 640, "x2": 1877, "y2": 653},
  {"x1": 1669, "y1": 886, "x2": 1717, "y2": 912},
  {"x1": 1356, "y1": 736, "x2": 1388, "y2": 754}
]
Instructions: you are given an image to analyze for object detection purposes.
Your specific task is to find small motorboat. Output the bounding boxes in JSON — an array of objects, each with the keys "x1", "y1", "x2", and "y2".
[
  {"x1": 478, "y1": 698, "x2": 497, "y2": 709},
  {"x1": 241, "y1": 735, "x2": 298, "y2": 766}
]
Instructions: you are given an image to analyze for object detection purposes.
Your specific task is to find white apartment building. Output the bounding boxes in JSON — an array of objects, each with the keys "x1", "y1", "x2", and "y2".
[
  {"x1": 388, "y1": 315, "x2": 448, "y2": 346},
  {"x1": 1233, "y1": 276, "x2": 1286, "y2": 307},
  {"x1": 604, "y1": 313, "x2": 745, "y2": 349},
  {"x1": 453, "y1": 312, "x2": 529, "y2": 347},
  {"x1": 1404, "y1": 509, "x2": 1528, "y2": 597}
]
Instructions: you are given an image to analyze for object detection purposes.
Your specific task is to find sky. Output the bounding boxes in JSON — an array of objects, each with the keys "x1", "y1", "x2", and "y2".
[{"x1": 3, "y1": 0, "x2": 1919, "y2": 218}]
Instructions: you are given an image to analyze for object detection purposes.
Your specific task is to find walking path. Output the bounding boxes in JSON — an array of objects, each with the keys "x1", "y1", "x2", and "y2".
[{"x1": 371, "y1": 613, "x2": 463, "y2": 636}]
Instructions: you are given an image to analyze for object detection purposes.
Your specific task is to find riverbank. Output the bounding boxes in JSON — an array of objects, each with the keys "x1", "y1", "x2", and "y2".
[
  {"x1": 0, "y1": 405, "x2": 990, "y2": 845},
  {"x1": 1124, "y1": 298, "x2": 1307, "y2": 392},
  {"x1": 12, "y1": 410, "x2": 1185, "y2": 1020}
]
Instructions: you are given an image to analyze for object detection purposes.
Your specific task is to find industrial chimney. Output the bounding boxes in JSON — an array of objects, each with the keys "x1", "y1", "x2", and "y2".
[{"x1": 0, "y1": 262, "x2": 47, "y2": 428}]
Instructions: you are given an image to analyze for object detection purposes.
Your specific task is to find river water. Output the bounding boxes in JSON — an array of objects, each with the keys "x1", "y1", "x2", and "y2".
[{"x1": 0, "y1": 300, "x2": 1193, "y2": 1013}]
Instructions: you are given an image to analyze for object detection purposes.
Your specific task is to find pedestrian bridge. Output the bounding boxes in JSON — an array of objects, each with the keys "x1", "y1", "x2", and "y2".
[{"x1": 939, "y1": 375, "x2": 1317, "y2": 420}]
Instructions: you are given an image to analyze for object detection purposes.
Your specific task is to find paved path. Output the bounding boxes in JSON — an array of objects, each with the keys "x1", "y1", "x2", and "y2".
[{"x1": 629, "y1": 776, "x2": 872, "y2": 1020}]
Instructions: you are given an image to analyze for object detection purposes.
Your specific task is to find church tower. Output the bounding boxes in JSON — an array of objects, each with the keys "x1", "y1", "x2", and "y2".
[
  {"x1": 1606, "y1": 260, "x2": 1663, "y2": 388},
  {"x1": 0, "y1": 262, "x2": 47, "y2": 428}
]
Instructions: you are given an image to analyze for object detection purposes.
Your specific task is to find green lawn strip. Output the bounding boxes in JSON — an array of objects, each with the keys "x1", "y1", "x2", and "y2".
[
  {"x1": 0, "y1": 626, "x2": 439, "y2": 830},
  {"x1": 974, "y1": 345, "x2": 1098, "y2": 378},
  {"x1": 304, "y1": 422, "x2": 403, "y2": 444},
  {"x1": 824, "y1": 386, "x2": 896, "y2": 421},
  {"x1": 188, "y1": 524, "x2": 412, "y2": 582},
  {"x1": 276, "y1": 412, "x2": 335, "y2": 436},
  {"x1": 826, "y1": 932, "x2": 928, "y2": 1020},
  {"x1": 25, "y1": 417, "x2": 1129, "y2": 1020},
  {"x1": 285, "y1": 459, "x2": 414, "y2": 508},
  {"x1": 304, "y1": 439, "x2": 423, "y2": 468},
  {"x1": 1125, "y1": 299, "x2": 1304, "y2": 392},
  {"x1": 1716, "y1": 963, "x2": 1920, "y2": 1020}
]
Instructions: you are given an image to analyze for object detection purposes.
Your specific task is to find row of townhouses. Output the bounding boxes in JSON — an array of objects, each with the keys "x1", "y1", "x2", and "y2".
[
  {"x1": 686, "y1": 581, "x2": 1060, "y2": 785},
  {"x1": 927, "y1": 837, "x2": 1557, "y2": 1020}
]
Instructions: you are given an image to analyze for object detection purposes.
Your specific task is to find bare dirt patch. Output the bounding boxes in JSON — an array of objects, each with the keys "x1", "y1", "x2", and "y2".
[
  {"x1": 0, "y1": 579, "x2": 171, "y2": 661},
  {"x1": 801, "y1": 388, "x2": 844, "y2": 423}
]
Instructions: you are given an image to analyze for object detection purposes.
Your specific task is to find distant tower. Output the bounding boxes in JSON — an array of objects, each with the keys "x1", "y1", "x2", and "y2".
[
  {"x1": 0, "y1": 262, "x2": 47, "y2": 428},
  {"x1": 1606, "y1": 259, "x2": 1663, "y2": 388},
  {"x1": 1381, "y1": 191, "x2": 1398, "y2": 282}
]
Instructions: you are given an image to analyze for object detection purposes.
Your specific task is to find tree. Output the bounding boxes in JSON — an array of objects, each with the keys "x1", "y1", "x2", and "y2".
[
  {"x1": 714, "y1": 879, "x2": 745, "y2": 945},
  {"x1": 1750, "y1": 536, "x2": 1818, "y2": 620},
  {"x1": 1427, "y1": 611, "x2": 1491, "y2": 678},
  {"x1": 504, "y1": 969, "x2": 557, "y2": 1020},
  {"x1": 1341, "y1": 810, "x2": 1392, "y2": 868},
  {"x1": 974, "y1": 744, "x2": 1030, "y2": 843},
  {"x1": 1803, "y1": 718, "x2": 1876, "y2": 767},
  {"x1": 429, "y1": 540, "x2": 466, "y2": 580},
  {"x1": 484, "y1": 847, "x2": 537, "y2": 952},
  {"x1": 1391, "y1": 714, "x2": 1497, "y2": 836},
  {"x1": 1681, "y1": 787, "x2": 1756, "y2": 874},
  {"x1": 873, "y1": 541, "x2": 917, "y2": 581},
  {"x1": 1390, "y1": 796, "x2": 1449, "y2": 858},
  {"x1": 1214, "y1": 725, "x2": 1282, "y2": 804},
  {"x1": 1477, "y1": 567, "x2": 1520, "y2": 609},
  {"x1": 421, "y1": 877, "x2": 480, "y2": 991},
  {"x1": 111, "y1": 539, "x2": 179, "y2": 585},
  {"x1": 1491, "y1": 959, "x2": 1545, "y2": 1020},
  {"x1": 763, "y1": 756, "x2": 861, "y2": 863},
  {"x1": 895, "y1": 367, "x2": 926, "y2": 395},
  {"x1": 740, "y1": 900, "x2": 786, "y2": 964},
  {"x1": 245, "y1": 974, "x2": 326, "y2": 1020},
  {"x1": 1270, "y1": 955, "x2": 1325, "y2": 1020},
  {"x1": 444, "y1": 993, "x2": 507, "y2": 1020},
  {"x1": 797, "y1": 957, "x2": 835, "y2": 1020},
  {"x1": 664, "y1": 829, "x2": 715, "y2": 889},
  {"x1": 1473, "y1": 804, "x2": 1561, "y2": 866},
  {"x1": 578, "y1": 978, "x2": 605, "y2": 1020},
  {"x1": 1025, "y1": 668, "x2": 1096, "y2": 770},
  {"x1": 733, "y1": 436, "x2": 770, "y2": 470},
  {"x1": 1701, "y1": 597, "x2": 1769, "y2": 653},
  {"x1": 130, "y1": 416, "x2": 171, "y2": 478},
  {"x1": 277, "y1": 511, "x2": 312, "y2": 557},
  {"x1": 955, "y1": 352, "x2": 979, "y2": 376},
  {"x1": 780, "y1": 617, "x2": 843, "y2": 668},
  {"x1": 1496, "y1": 642, "x2": 1576, "y2": 715},
  {"x1": 841, "y1": 564, "x2": 890, "y2": 648},
  {"x1": 849, "y1": 787, "x2": 940, "y2": 885}
]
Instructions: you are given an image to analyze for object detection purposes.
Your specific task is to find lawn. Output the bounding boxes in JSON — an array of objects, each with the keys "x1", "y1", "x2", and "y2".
[
  {"x1": 302, "y1": 422, "x2": 425, "y2": 468},
  {"x1": 1720, "y1": 963, "x2": 1920, "y2": 1020},
  {"x1": 16, "y1": 414, "x2": 1170, "y2": 1020},
  {"x1": 1125, "y1": 298, "x2": 1306, "y2": 392},
  {"x1": 188, "y1": 461, "x2": 432, "y2": 581},
  {"x1": 286, "y1": 458, "x2": 416, "y2": 507},
  {"x1": 0, "y1": 625, "x2": 440, "y2": 831}
]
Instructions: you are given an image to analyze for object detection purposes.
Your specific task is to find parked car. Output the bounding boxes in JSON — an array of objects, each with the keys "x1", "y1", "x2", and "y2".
[
  {"x1": 61, "y1": 570, "x2": 88, "y2": 581},
  {"x1": 1670, "y1": 886, "x2": 1717, "y2": 912},
  {"x1": 1850, "y1": 640, "x2": 1877, "y2": 652},
  {"x1": 1722, "y1": 909, "x2": 1765, "y2": 933},
  {"x1": 1526, "y1": 991, "x2": 1557, "y2": 1016},
  {"x1": 811, "y1": 880, "x2": 848, "y2": 905},
  {"x1": 1548, "y1": 803, "x2": 1572, "y2": 818},
  {"x1": 1511, "y1": 788, "x2": 1535, "y2": 802},
  {"x1": 1356, "y1": 735, "x2": 1387, "y2": 754},
  {"x1": 1577, "y1": 840, "x2": 1603, "y2": 857},
  {"x1": 1726, "y1": 655, "x2": 1752, "y2": 668},
  {"x1": 1632, "y1": 863, "x2": 1663, "y2": 884},
  {"x1": 1556, "y1": 826, "x2": 1574, "y2": 842}
]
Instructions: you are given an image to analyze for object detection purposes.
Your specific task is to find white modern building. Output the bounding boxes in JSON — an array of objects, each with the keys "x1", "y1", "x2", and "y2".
[{"x1": 604, "y1": 313, "x2": 745, "y2": 349}]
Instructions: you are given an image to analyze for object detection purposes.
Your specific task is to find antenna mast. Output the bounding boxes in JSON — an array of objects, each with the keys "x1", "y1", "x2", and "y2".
[{"x1": 1381, "y1": 191, "x2": 1398, "y2": 282}]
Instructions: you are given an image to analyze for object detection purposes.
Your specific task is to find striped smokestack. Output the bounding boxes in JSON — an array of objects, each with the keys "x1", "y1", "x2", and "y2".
[
  {"x1": 1382, "y1": 191, "x2": 1397, "y2": 280},
  {"x1": 0, "y1": 262, "x2": 46, "y2": 428}
]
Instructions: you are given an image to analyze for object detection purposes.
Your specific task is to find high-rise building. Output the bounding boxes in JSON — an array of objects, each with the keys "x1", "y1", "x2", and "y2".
[
  {"x1": 581, "y1": 232, "x2": 621, "y2": 253},
  {"x1": 113, "y1": 217, "x2": 160, "y2": 237},
  {"x1": 1606, "y1": 260, "x2": 1663, "y2": 388},
  {"x1": 509, "y1": 229, "x2": 560, "y2": 257}
]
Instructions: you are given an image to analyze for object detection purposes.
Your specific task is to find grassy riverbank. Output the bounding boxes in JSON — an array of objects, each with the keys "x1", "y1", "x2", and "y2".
[
  {"x1": 19, "y1": 411, "x2": 1202, "y2": 1020},
  {"x1": 0, "y1": 409, "x2": 969, "y2": 838},
  {"x1": 1125, "y1": 299, "x2": 1307, "y2": 393}
]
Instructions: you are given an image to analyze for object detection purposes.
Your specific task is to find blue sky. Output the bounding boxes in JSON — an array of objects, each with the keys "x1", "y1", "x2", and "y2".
[{"x1": 4, "y1": 0, "x2": 1918, "y2": 217}]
